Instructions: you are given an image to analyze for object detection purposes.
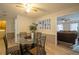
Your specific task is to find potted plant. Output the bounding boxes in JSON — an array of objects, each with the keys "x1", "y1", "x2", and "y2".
[
  {"x1": 30, "y1": 23, "x2": 37, "y2": 33},
  {"x1": 29, "y1": 23, "x2": 38, "y2": 41}
]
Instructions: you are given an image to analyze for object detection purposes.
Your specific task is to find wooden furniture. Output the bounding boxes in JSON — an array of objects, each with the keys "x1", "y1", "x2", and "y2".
[
  {"x1": 3, "y1": 34, "x2": 20, "y2": 55},
  {"x1": 57, "y1": 31, "x2": 77, "y2": 44},
  {"x1": 28, "y1": 32, "x2": 46, "y2": 55}
]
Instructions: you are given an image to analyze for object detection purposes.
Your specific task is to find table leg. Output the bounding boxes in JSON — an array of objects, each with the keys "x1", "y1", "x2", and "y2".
[{"x1": 20, "y1": 44, "x2": 23, "y2": 55}]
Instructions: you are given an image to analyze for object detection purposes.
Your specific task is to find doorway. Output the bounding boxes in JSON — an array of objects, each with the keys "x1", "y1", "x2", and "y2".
[
  {"x1": 0, "y1": 20, "x2": 6, "y2": 54},
  {"x1": 57, "y1": 12, "x2": 79, "y2": 54}
]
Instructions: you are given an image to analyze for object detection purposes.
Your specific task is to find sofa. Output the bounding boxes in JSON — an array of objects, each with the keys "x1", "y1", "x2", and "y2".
[{"x1": 57, "y1": 31, "x2": 77, "y2": 44}]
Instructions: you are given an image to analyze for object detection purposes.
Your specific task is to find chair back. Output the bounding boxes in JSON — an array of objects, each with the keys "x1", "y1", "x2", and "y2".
[
  {"x1": 3, "y1": 34, "x2": 8, "y2": 55},
  {"x1": 34, "y1": 32, "x2": 41, "y2": 44},
  {"x1": 40, "y1": 33, "x2": 46, "y2": 49},
  {"x1": 19, "y1": 32, "x2": 27, "y2": 38},
  {"x1": 35, "y1": 32, "x2": 46, "y2": 47},
  {"x1": 6, "y1": 33, "x2": 15, "y2": 39},
  {"x1": 37, "y1": 33, "x2": 46, "y2": 55},
  {"x1": 3, "y1": 33, "x2": 20, "y2": 55}
]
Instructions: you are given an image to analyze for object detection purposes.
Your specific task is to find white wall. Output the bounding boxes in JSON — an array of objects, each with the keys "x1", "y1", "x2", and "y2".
[
  {"x1": 6, "y1": 17, "x2": 15, "y2": 33},
  {"x1": 15, "y1": 15, "x2": 35, "y2": 34},
  {"x1": 15, "y1": 15, "x2": 35, "y2": 42},
  {"x1": 6, "y1": 15, "x2": 35, "y2": 33}
]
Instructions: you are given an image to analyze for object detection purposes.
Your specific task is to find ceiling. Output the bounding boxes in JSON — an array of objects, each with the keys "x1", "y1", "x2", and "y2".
[{"x1": 0, "y1": 3, "x2": 79, "y2": 19}]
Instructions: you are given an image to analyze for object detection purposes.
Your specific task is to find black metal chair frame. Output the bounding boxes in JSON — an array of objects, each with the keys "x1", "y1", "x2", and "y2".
[
  {"x1": 3, "y1": 35, "x2": 20, "y2": 55},
  {"x1": 28, "y1": 32, "x2": 46, "y2": 55}
]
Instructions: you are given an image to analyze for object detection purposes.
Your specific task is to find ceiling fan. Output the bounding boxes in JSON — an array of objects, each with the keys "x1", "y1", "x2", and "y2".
[
  {"x1": 61, "y1": 17, "x2": 72, "y2": 22},
  {"x1": 16, "y1": 4, "x2": 47, "y2": 13}
]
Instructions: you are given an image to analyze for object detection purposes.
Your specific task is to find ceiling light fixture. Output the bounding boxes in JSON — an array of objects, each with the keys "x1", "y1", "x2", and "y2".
[
  {"x1": 26, "y1": 4, "x2": 32, "y2": 12},
  {"x1": 23, "y1": 3, "x2": 33, "y2": 13}
]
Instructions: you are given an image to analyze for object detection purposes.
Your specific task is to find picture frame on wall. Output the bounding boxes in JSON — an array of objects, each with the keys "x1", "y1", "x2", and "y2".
[
  {"x1": 42, "y1": 21, "x2": 43, "y2": 29},
  {"x1": 37, "y1": 18, "x2": 51, "y2": 30},
  {"x1": 47, "y1": 19, "x2": 48, "y2": 29}
]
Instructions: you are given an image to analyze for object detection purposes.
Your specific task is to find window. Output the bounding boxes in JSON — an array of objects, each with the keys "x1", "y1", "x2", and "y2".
[
  {"x1": 57, "y1": 24, "x2": 63, "y2": 31},
  {"x1": 70, "y1": 23, "x2": 78, "y2": 31}
]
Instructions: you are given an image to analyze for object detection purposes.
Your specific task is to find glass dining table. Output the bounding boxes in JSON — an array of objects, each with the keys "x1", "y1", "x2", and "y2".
[{"x1": 16, "y1": 37, "x2": 34, "y2": 55}]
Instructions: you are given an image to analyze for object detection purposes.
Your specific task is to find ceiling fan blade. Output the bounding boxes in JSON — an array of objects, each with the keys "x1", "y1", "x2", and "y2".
[
  {"x1": 32, "y1": 7, "x2": 47, "y2": 12},
  {"x1": 16, "y1": 4, "x2": 25, "y2": 8},
  {"x1": 16, "y1": 5, "x2": 24, "y2": 8}
]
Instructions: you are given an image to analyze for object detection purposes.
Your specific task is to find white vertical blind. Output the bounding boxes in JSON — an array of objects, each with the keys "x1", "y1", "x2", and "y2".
[
  {"x1": 57, "y1": 24, "x2": 63, "y2": 31},
  {"x1": 70, "y1": 23, "x2": 78, "y2": 31}
]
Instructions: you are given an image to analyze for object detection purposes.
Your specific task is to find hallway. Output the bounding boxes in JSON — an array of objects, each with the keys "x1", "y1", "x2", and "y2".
[{"x1": 0, "y1": 31, "x2": 5, "y2": 55}]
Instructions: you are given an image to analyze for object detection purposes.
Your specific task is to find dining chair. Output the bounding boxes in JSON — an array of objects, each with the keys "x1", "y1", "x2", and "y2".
[
  {"x1": 28, "y1": 32, "x2": 46, "y2": 55},
  {"x1": 3, "y1": 34, "x2": 20, "y2": 55}
]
